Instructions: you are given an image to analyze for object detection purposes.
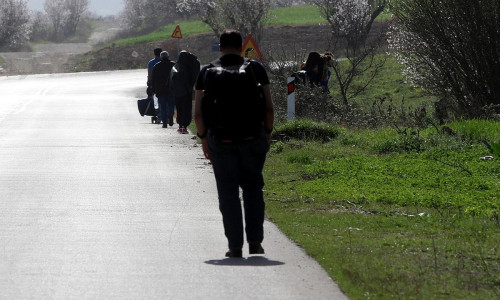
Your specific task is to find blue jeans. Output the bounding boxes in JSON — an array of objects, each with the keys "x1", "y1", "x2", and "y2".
[
  {"x1": 158, "y1": 95, "x2": 175, "y2": 125},
  {"x1": 208, "y1": 130, "x2": 269, "y2": 249}
]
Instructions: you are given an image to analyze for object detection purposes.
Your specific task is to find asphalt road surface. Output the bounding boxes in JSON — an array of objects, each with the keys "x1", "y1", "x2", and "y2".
[{"x1": 0, "y1": 70, "x2": 348, "y2": 299}]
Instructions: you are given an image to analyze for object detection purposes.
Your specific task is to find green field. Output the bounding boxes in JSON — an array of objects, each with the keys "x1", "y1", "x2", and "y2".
[
  {"x1": 266, "y1": 5, "x2": 326, "y2": 25},
  {"x1": 331, "y1": 55, "x2": 437, "y2": 106},
  {"x1": 113, "y1": 21, "x2": 212, "y2": 46},
  {"x1": 112, "y1": 5, "x2": 328, "y2": 46}
]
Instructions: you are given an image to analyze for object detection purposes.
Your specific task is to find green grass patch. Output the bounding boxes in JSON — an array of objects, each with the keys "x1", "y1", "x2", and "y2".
[
  {"x1": 266, "y1": 5, "x2": 326, "y2": 26},
  {"x1": 331, "y1": 55, "x2": 437, "y2": 106},
  {"x1": 274, "y1": 119, "x2": 345, "y2": 142},
  {"x1": 448, "y1": 119, "x2": 500, "y2": 142},
  {"x1": 265, "y1": 119, "x2": 500, "y2": 299}
]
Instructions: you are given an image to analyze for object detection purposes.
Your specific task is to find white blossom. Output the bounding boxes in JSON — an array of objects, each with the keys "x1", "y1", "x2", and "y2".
[{"x1": 0, "y1": 0, "x2": 31, "y2": 49}]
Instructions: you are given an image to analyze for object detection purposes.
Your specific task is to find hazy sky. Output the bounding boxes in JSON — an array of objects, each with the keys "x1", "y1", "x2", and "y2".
[{"x1": 26, "y1": 0, "x2": 125, "y2": 16}]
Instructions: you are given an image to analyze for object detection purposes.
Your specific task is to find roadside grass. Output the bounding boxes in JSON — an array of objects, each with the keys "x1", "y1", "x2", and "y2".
[
  {"x1": 330, "y1": 54, "x2": 437, "y2": 107},
  {"x1": 264, "y1": 119, "x2": 500, "y2": 299},
  {"x1": 112, "y1": 20, "x2": 211, "y2": 46}
]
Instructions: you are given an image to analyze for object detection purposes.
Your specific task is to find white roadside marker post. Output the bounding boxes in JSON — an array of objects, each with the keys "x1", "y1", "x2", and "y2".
[{"x1": 287, "y1": 76, "x2": 296, "y2": 120}]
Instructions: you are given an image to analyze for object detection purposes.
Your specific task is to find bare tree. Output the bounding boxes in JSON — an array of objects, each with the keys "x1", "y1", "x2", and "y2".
[
  {"x1": 177, "y1": 0, "x2": 271, "y2": 42},
  {"x1": 44, "y1": 0, "x2": 69, "y2": 41},
  {"x1": 120, "y1": 0, "x2": 180, "y2": 32},
  {"x1": 0, "y1": 0, "x2": 31, "y2": 50},
  {"x1": 44, "y1": 0, "x2": 89, "y2": 41},
  {"x1": 313, "y1": 0, "x2": 387, "y2": 48},
  {"x1": 30, "y1": 11, "x2": 50, "y2": 42},
  {"x1": 63, "y1": 0, "x2": 89, "y2": 37}
]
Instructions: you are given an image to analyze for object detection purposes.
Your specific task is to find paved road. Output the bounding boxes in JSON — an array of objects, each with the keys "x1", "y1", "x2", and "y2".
[
  {"x1": 0, "y1": 20, "x2": 120, "y2": 76},
  {"x1": 0, "y1": 70, "x2": 348, "y2": 299}
]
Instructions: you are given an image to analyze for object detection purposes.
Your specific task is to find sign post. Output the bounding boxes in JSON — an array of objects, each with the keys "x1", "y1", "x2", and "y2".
[
  {"x1": 171, "y1": 25, "x2": 183, "y2": 56},
  {"x1": 241, "y1": 34, "x2": 263, "y2": 61},
  {"x1": 287, "y1": 77, "x2": 296, "y2": 120}
]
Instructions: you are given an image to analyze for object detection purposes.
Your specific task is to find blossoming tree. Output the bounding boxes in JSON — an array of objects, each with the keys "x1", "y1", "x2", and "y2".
[
  {"x1": 312, "y1": 0, "x2": 389, "y2": 106},
  {"x1": 0, "y1": 0, "x2": 31, "y2": 50},
  {"x1": 176, "y1": 0, "x2": 271, "y2": 42},
  {"x1": 389, "y1": 0, "x2": 500, "y2": 119}
]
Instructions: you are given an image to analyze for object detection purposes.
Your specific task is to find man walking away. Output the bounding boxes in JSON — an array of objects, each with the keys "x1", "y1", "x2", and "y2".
[
  {"x1": 171, "y1": 50, "x2": 200, "y2": 133},
  {"x1": 194, "y1": 29, "x2": 275, "y2": 258},
  {"x1": 148, "y1": 47, "x2": 162, "y2": 124},
  {"x1": 152, "y1": 51, "x2": 176, "y2": 127}
]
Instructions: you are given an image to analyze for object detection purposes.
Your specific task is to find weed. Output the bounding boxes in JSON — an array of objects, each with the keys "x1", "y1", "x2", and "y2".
[
  {"x1": 273, "y1": 119, "x2": 343, "y2": 142},
  {"x1": 264, "y1": 119, "x2": 500, "y2": 299}
]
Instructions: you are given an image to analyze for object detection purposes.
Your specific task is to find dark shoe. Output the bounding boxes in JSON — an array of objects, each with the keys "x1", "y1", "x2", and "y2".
[
  {"x1": 162, "y1": 124, "x2": 168, "y2": 128},
  {"x1": 225, "y1": 248, "x2": 243, "y2": 258},
  {"x1": 249, "y1": 243, "x2": 265, "y2": 255},
  {"x1": 169, "y1": 119, "x2": 174, "y2": 126}
]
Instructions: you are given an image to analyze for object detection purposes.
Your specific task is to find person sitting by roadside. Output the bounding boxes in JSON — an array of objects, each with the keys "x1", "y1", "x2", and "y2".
[{"x1": 301, "y1": 51, "x2": 324, "y2": 86}]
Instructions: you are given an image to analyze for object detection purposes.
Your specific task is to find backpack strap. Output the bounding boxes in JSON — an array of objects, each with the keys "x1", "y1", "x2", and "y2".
[
  {"x1": 202, "y1": 61, "x2": 217, "y2": 90},
  {"x1": 245, "y1": 59, "x2": 261, "y2": 88}
]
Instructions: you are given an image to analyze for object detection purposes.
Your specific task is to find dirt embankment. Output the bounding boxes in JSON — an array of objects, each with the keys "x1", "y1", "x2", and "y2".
[{"x1": 68, "y1": 24, "x2": 335, "y2": 72}]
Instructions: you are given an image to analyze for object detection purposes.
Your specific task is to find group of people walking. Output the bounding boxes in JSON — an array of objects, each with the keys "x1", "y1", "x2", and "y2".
[
  {"x1": 142, "y1": 31, "x2": 340, "y2": 258},
  {"x1": 142, "y1": 30, "x2": 275, "y2": 259},
  {"x1": 147, "y1": 47, "x2": 200, "y2": 133}
]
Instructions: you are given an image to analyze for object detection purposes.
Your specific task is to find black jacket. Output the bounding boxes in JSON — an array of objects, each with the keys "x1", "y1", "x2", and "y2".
[
  {"x1": 152, "y1": 59, "x2": 175, "y2": 97},
  {"x1": 171, "y1": 51, "x2": 200, "y2": 98}
]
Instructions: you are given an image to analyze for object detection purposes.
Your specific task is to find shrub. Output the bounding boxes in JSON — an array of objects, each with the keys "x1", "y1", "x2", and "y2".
[
  {"x1": 273, "y1": 119, "x2": 344, "y2": 142},
  {"x1": 389, "y1": 0, "x2": 500, "y2": 118}
]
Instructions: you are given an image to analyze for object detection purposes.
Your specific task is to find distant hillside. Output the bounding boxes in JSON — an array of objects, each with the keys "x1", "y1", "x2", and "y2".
[{"x1": 69, "y1": 23, "x2": 336, "y2": 72}]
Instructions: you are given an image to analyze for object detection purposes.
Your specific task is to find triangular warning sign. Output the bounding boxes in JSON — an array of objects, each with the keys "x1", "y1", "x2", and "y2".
[
  {"x1": 171, "y1": 25, "x2": 183, "y2": 39},
  {"x1": 241, "y1": 34, "x2": 263, "y2": 61}
]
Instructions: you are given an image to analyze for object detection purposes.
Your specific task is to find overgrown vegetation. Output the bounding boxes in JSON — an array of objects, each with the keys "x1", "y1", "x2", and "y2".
[
  {"x1": 265, "y1": 119, "x2": 500, "y2": 299},
  {"x1": 389, "y1": 0, "x2": 500, "y2": 119}
]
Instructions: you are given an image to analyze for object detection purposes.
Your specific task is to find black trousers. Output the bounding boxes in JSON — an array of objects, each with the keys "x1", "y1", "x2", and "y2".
[
  {"x1": 175, "y1": 94, "x2": 192, "y2": 128},
  {"x1": 208, "y1": 130, "x2": 269, "y2": 249}
]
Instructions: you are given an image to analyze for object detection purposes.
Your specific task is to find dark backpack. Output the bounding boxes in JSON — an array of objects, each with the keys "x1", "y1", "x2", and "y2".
[
  {"x1": 171, "y1": 51, "x2": 200, "y2": 98},
  {"x1": 201, "y1": 58, "x2": 265, "y2": 141}
]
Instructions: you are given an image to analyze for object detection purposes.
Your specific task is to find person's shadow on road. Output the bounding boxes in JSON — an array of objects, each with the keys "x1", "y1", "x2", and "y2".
[{"x1": 205, "y1": 256, "x2": 285, "y2": 266}]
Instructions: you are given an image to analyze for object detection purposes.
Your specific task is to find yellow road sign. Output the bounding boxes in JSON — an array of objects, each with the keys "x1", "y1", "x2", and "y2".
[
  {"x1": 171, "y1": 25, "x2": 183, "y2": 39},
  {"x1": 241, "y1": 34, "x2": 263, "y2": 60}
]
